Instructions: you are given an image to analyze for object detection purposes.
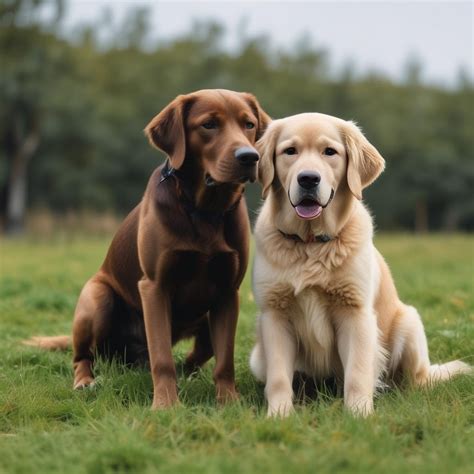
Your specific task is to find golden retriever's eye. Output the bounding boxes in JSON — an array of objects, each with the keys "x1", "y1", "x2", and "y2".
[
  {"x1": 245, "y1": 122, "x2": 255, "y2": 130},
  {"x1": 324, "y1": 147, "x2": 337, "y2": 156},
  {"x1": 202, "y1": 120, "x2": 218, "y2": 130},
  {"x1": 284, "y1": 147, "x2": 297, "y2": 155}
]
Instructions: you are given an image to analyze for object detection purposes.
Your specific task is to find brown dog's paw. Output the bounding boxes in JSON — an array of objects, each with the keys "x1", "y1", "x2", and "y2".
[
  {"x1": 216, "y1": 383, "x2": 240, "y2": 405},
  {"x1": 151, "y1": 398, "x2": 180, "y2": 410},
  {"x1": 183, "y1": 349, "x2": 213, "y2": 377},
  {"x1": 183, "y1": 360, "x2": 200, "y2": 377},
  {"x1": 151, "y1": 398, "x2": 181, "y2": 411},
  {"x1": 73, "y1": 376, "x2": 96, "y2": 390},
  {"x1": 151, "y1": 384, "x2": 179, "y2": 410}
]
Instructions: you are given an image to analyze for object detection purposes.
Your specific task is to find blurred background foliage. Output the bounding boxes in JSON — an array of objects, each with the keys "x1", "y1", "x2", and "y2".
[{"x1": 1, "y1": 0, "x2": 473, "y2": 235}]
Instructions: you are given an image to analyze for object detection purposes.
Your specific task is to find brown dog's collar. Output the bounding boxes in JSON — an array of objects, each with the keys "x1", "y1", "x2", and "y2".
[
  {"x1": 159, "y1": 160, "x2": 181, "y2": 183},
  {"x1": 159, "y1": 160, "x2": 242, "y2": 224},
  {"x1": 278, "y1": 229, "x2": 333, "y2": 244}
]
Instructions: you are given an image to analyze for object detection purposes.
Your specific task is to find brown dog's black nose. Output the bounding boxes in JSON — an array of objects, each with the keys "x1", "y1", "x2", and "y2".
[
  {"x1": 235, "y1": 146, "x2": 259, "y2": 166},
  {"x1": 297, "y1": 171, "x2": 321, "y2": 190}
]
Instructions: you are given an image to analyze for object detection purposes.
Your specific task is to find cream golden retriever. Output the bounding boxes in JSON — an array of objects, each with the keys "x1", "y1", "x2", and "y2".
[{"x1": 250, "y1": 113, "x2": 472, "y2": 417}]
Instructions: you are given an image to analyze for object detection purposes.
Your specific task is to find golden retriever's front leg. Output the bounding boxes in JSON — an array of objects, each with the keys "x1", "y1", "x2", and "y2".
[
  {"x1": 261, "y1": 311, "x2": 296, "y2": 418},
  {"x1": 335, "y1": 309, "x2": 378, "y2": 417}
]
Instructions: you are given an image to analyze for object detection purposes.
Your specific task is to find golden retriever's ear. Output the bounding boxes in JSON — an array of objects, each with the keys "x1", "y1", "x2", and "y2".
[
  {"x1": 343, "y1": 121, "x2": 385, "y2": 200},
  {"x1": 241, "y1": 93, "x2": 272, "y2": 140},
  {"x1": 144, "y1": 95, "x2": 193, "y2": 169},
  {"x1": 257, "y1": 121, "x2": 280, "y2": 199}
]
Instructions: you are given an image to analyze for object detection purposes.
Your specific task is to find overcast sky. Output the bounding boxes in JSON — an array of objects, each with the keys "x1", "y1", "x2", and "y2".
[{"x1": 62, "y1": 1, "x2": 473, "y2": 86}]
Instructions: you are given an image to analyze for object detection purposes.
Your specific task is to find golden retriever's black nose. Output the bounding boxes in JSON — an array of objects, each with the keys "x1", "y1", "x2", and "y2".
[
  {"x1": 235, "y1": 147, "x2": 259, "y2": 166},
  {"x1": 297, "y1": 171, "x2": 321, "y2": 189}
]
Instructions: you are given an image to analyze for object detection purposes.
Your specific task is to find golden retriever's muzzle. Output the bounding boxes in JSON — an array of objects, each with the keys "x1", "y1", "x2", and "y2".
[{"x1": 289, "y1": 170, "x2": 334, "y2": 220}]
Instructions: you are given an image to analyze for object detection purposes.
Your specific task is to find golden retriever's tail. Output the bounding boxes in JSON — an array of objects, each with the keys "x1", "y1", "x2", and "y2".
[
  {"x1": 427, "y1": 360, "x2": 473, "y2": 383},
  {"x1": 22, "y1": 335, "x2": 71, "y2": 351}
]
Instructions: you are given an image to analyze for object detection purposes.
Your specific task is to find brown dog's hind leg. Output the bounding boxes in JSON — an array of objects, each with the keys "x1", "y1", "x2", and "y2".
[
  {"x1": 209, "y1": 291, "x2": 240, "y2": 404},
  {"x1": 72, "y1": 276, "x2": 114, "y2": 389},
  {"x1": 184, "y1": 317, "x2": 214, "y2": 375}
]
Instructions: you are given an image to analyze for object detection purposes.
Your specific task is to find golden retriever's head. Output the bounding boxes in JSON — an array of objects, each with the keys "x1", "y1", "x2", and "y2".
[
  {"x1": 145, "y1": 89, "x2": 271, "y2": 186},
  {"x1": 257, "y1": 113, "x2": 384, "y2": 220}
]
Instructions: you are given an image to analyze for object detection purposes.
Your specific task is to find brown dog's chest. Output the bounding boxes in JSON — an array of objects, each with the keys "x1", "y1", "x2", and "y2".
[{"x1": 168, "y1": 249, "x2": 239, "y2": 315}]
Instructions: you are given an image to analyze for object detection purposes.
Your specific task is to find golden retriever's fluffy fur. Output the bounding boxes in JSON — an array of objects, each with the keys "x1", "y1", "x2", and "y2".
[{"x1": 250, "y1": 113, "x2": 472, "y2": 417}]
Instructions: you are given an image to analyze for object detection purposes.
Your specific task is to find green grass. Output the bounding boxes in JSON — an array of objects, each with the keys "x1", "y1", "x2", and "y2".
[{"x1": 1, "y1": 234, "x2": 473, "y2": 474}]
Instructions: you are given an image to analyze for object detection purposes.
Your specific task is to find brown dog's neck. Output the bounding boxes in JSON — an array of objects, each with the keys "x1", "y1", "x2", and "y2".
[{"x1": 195, "y1": 184, "x2": 244, "y2": 213}]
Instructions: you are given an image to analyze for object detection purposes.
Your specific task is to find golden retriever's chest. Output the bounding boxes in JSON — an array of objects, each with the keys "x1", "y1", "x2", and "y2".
[
  {"x1": 277, "y1": 255, "x2": 365, "y2": 308},
  {"x1": 263, "y1": 258, "x2": 333, "y2": 298},
  {"x1": 262, "y1": 279, "x2": 338, "y2": 377},
  {"x1": 292, "y1": 288, "x2": 338, "y2": 377}
]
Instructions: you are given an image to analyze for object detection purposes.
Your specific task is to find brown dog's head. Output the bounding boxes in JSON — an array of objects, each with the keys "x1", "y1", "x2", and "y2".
[
  {"x1": 145, "y1": 89, "x2": 271, "y2": 185},
  {"x1": 257, "y1": 113, "x2": 385, "y2": 220}
]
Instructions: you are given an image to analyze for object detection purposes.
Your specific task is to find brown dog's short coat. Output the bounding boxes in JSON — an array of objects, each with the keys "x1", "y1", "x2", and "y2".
[{"x1": 27, "y1": 89, "x2": 270, "y2": 409}]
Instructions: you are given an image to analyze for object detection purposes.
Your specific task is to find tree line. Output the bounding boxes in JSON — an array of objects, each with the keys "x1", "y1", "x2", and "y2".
[{"x1": 1, "y1": 0, "x2": 473, "y2": 234}]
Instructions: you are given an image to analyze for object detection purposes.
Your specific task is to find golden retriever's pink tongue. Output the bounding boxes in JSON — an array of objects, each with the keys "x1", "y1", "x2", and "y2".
[{"x1": 295, "y1": 203, "x2": 322, "y2": 219}]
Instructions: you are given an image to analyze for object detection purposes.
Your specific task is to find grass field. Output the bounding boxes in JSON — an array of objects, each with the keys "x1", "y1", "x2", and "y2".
[{"x1": 0, "y1": 234, "x2": 473, "y2": 474}]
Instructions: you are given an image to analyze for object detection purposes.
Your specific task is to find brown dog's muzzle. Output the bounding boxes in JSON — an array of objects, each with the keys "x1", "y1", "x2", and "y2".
[
  {"x1": 234, "y1": 146, "x2": 259, "y2": 183},
  {"x1": 235, "y1": 146, "x2": 259, "y2": 166}
]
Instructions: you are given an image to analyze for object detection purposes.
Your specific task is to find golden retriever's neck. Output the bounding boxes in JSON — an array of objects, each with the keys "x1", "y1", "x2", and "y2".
[
  {"x1": 317, "y1": 191, "x2": 359, "y2": 237},
  {"x1": 255, "y1": 193, "x2": 373, "y2": 278}
]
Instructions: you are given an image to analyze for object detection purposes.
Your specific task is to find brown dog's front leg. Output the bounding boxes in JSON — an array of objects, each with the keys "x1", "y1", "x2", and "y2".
[
  {"x1": 209, "y1": 291, "x2": 239, "y2": 404},
  {"x1": 138, "y1": 278, "x2": 178, "y2": 409}
]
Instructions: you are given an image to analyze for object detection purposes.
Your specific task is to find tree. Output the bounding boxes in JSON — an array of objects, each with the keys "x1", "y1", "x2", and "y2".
[
  {"x1": 0, "y1": 0, "x2": 65, "y2": 234},
  {"x1": 1, "y1": 4, "x2": 472, "y2": 232}
]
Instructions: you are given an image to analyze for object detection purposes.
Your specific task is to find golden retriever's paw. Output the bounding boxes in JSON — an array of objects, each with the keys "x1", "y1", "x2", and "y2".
[
  {"x1": 267, "y1": 398, "x2": 294, "y2": 418},
  {"x1": 345, "y1": 396, "x2": 374, "y2": 417}
]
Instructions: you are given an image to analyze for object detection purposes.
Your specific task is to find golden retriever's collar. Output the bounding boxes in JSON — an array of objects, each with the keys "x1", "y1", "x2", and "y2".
[{"x1": 278, "y1": 229, "x2": 333, "y2": 244}]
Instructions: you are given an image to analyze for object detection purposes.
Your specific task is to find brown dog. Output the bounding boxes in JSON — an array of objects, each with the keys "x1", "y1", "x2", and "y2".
[{"x1": 25, "y1": 89, "x2": 270, "y2": 409}]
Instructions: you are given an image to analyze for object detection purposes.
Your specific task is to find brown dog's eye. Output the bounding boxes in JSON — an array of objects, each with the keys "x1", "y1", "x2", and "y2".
[
  {"x1": 324, "y1": 147, "x2": 337, "y2": 156},
  {"x1": 202, "y1": 120, "x2": 218, "y2": 130},
  {"x1": 245, "y1": 122, "x2": 255, "y2": 130},
  {"x1": 284, "y1": 147, "x2": 297, "y2": 155}
]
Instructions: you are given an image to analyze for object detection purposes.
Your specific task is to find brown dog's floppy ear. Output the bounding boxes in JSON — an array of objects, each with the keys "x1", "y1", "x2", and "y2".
[
  {"x1": 241, "y1": 93, "x2": 272, "y2": 140},
  {"x1": 343, "y1": 121, "x2": 385, "y2": 200},
  {"x1": 257, "y1": 121, "x2": 280, "y2": 199},
  {"x1": 144, "y1": 95, "x2": 192, "y2": 169}
]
